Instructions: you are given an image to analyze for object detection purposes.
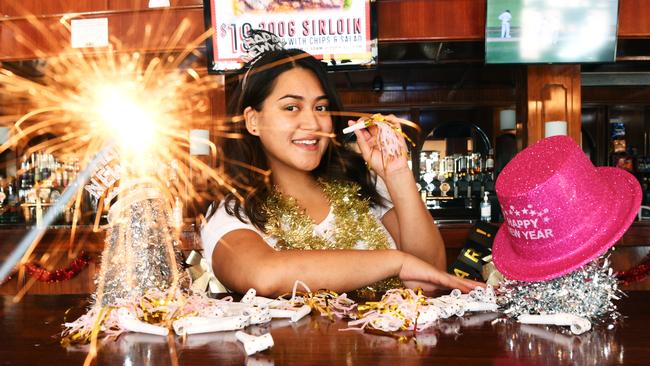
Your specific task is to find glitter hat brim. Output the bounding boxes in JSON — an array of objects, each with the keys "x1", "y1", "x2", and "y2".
[{"x1": 492, "y1": 167, "x2": 641, "y2": 282}]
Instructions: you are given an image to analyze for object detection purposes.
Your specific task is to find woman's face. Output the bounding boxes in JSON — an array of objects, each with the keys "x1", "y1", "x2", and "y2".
[{"x1": 246, "y1": 67, "x2": 332, "y2": 174}]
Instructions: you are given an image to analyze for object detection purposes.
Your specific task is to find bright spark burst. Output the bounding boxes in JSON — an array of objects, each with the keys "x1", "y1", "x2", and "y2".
[{"x1": 0, "y1": 11, "x2": 248, "y2": 226}]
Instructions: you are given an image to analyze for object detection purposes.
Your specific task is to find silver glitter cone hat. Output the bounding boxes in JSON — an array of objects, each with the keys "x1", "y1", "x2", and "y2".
[{"x1": 95, "y1": 187, "x2": 180, "y2": 306}]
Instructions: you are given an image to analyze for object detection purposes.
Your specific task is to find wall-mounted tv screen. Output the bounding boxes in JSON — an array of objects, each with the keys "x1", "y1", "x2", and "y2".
[
  {"x1": 485, "y1": 0, "x2": 619, "y2": 64},
  {"x1": 203, "y1": 0, "x2": 377, "y2": 73}
]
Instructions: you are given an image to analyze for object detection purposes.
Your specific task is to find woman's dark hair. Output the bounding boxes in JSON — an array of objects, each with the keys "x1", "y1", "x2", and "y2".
[{"x1": 219, "y1": 48, "x2": 384, "y2": 230}]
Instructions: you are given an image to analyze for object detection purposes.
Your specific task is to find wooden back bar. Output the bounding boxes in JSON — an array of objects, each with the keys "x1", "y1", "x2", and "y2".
[
  {"x1": 2, "y1": 0, "x2": 650, "y2": 61},
  {"x1": 377, "y1": 0, "x2": 486, "y2": 41},
  {"x1": 0, "y1": 0, "x2": 203, "y2": 16},
  {"x1": 0, "y1": 6, "x2": 205, "y2": 61}
]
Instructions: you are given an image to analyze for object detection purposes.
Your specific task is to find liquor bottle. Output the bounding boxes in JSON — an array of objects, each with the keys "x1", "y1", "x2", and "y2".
[
  {"x1": 6, "y1": 177, "x2": 16, "y2": 205},
  {"x1": 432, "y1": 174, "x2": 441, "y2": 197},
  {"x1": 172, "y1": 196, "x2": 184, "y2": 230},
  {"x1": 419, "y1": 152, "x2": 427, "y2": 176},
  {"x1": 62, "y1": 162, "x2": 70, "y2": 187},
  {"x1": 33, "y1": 153, "x2": 41, "y2": 184},
  {"x1": 0, "y1": 179, "x2": 6, "y2": 206},
  {"x1": 456, "y1": 172, "x2": 469, "y2": 198},
  {"x1": 485, "y1": 148, "x2": 495, "y2": 177},
  {"x1": 641, "y1": 176, "x2": 650, "y2": 207},
  {"x1": 452, "y1": 172, "x2": 459, "y2": 198},
  {"x1": 471, "y1": 170, "x2": 483, "y2": 199},
  {"x1": 483, "y1": 172, "x2": 495, "y2": 194}
]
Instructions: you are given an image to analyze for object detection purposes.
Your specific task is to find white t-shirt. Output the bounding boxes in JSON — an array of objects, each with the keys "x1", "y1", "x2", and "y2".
[{"x1": 200, "y1": 178, "x2": 396, "y2": 268}]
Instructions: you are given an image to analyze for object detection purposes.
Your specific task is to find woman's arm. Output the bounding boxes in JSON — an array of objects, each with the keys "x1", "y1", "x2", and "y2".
[
  {"x1": 381, "y1": 170, "x2": 446, "y2": 270},
  {"x1": 349, "y1": 116, "x2": 445, "y2": 270},
  {"x1": 212, "y1": 229, "x2": 478, "y2": 297}
]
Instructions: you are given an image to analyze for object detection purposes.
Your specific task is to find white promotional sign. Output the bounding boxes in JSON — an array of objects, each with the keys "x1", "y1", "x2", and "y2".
[{"x1": 206, "y1": 0, "x2": 374, "y2": 71}]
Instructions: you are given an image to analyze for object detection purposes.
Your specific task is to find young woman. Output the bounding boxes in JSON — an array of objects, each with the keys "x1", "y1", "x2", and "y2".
[{"x1": 202, "y1": 49, "x2": 482, "y2": 297}]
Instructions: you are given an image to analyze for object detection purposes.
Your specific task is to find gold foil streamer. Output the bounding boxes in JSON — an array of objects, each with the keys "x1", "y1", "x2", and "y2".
[
  {"x1": 264, "y1": 180, "x2": 392, "y2": 251},
  {"x1": 355, "y1": 288, "x2": 430, "y2": 332},
  {"x1": 264, "y1": 180, "x2": 403, "y2": 294}
]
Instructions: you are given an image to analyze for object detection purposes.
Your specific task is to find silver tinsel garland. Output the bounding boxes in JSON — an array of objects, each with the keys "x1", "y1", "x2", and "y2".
[{"x1": 496, "y1": 256, "x2": 622, "y2": 323}]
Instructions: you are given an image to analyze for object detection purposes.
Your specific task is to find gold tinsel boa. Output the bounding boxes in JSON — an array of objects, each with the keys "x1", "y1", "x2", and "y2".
[{"x1": 264, "y1": 180, "x2": 402, "y2": 296}]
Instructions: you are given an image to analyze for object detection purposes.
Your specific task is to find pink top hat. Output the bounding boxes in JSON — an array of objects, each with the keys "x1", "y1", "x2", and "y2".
[{"x1": 492, "y1": 135, "x2": 641, "y2": 281}]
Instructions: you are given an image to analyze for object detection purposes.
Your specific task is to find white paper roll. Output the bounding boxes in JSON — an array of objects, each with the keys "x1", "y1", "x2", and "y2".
[
  {"x1": 235, "y1": 331, "x2": 274, "y2": 356},
  {"x1": 173, "y1": 315, "x2": 250, "y2": 335},
  {"x1": 290, "y1": 305, "x2": 312, "y2": 322},
  {"x1": 517, "y1": 313, "x2": 591, "y2": 335},
  {"x1": 342, "y1": 121, "x2": 367, "y2": 134},
  {"x1": 117, "y1": 308, "x2": 169, "y2": 336},
  {"x1": 464, "y1": 302, "x2": 499, "y2": 312},
  {"x1": 241, "y1": 288, "x2": 257, "y2": 303},
  {"x1": 245, "y1": 307, "x2": 273, "y2": 325}
]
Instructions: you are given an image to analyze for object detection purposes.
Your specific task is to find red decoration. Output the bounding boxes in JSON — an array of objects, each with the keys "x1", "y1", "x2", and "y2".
[
  {"x1": 24, "y1": 252, "x2": 92, "y2": 282},
  {"x1": 617, "y1": 253, "x2": 650, "y2": 286}
]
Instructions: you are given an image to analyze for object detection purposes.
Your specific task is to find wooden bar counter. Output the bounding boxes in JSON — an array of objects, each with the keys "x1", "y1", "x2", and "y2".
[{"x1": 0, "y1": 292, "x2": 649, "y2": 365}]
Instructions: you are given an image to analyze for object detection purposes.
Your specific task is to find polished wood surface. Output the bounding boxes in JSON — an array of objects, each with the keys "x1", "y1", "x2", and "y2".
[
  {"x1": 338, "y1": 88, "x2": 516, "y2": 109},
  {"x1": 618, "y1": 0, "x2": 650, "y2": 38},
  {"x1": 377, "y1": 0, "x2": 485, "y2": 41},
  {"x1": 376, "y1": 0, "x2": 650, "y2": 41},
  {"x1": 583, "y1": 86, "x2": 650, "y2": 105},
  {"x1": 523, "y1": 65, "x2": 582, "y2": 145},
  {"x1": 3, "y1": 0, "x2": 650, "y2": 61},
  {"x1": 0, "y1": 7, "x2": 205, "y2": 61},
  {"x1": 1, "y1": 292, "x2": 649, "y2": 365},
  {"x1": 0, "y1": 0, "x2": 203, "y2": 17}
]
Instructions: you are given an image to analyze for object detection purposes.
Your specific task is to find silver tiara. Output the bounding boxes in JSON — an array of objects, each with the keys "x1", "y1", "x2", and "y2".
[
  {"x1": 240, "y1": 29, "x2": 287, "y2": 93},
  {"x1": 242, "y1": 29, "x2": 286, "y2": 66}
]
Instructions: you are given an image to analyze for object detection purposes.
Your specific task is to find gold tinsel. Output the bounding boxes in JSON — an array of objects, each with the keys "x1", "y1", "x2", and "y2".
[{"x1": 264, "y1": 180, "x2": 402, "y2": 296}]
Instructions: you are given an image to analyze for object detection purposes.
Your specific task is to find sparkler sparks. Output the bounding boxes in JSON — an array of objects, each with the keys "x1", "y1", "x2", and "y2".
[
  {"x1": 0, "y1": 4, "x2": 421, "y2": 364},
  {"x1": 0, "y1": 5, "x2": 241, "y2": 365}
]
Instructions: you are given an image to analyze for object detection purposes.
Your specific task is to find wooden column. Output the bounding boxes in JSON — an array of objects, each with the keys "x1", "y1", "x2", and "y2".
[{"x1": 523, "y1": 65, "x2": 582, "y2": 146}]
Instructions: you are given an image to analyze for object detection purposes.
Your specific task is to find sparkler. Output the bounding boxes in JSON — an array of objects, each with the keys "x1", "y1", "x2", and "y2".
[{"x1": 0, "y1": 7, "x2": 244, "y2": 289}]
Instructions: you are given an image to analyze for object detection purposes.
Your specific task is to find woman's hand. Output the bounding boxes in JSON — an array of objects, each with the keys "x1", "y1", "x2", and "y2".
[
  {"x1": 349, "y1": 114, "x2": 411, "y2": 179},
  {"x1": 398, "y1": 252, "x2": 485, "y2": 293}
]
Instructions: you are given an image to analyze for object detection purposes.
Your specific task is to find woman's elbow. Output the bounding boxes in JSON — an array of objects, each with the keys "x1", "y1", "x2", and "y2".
[{"x1": 214, "y1": 263, "x2": 283, "y2": 298}]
